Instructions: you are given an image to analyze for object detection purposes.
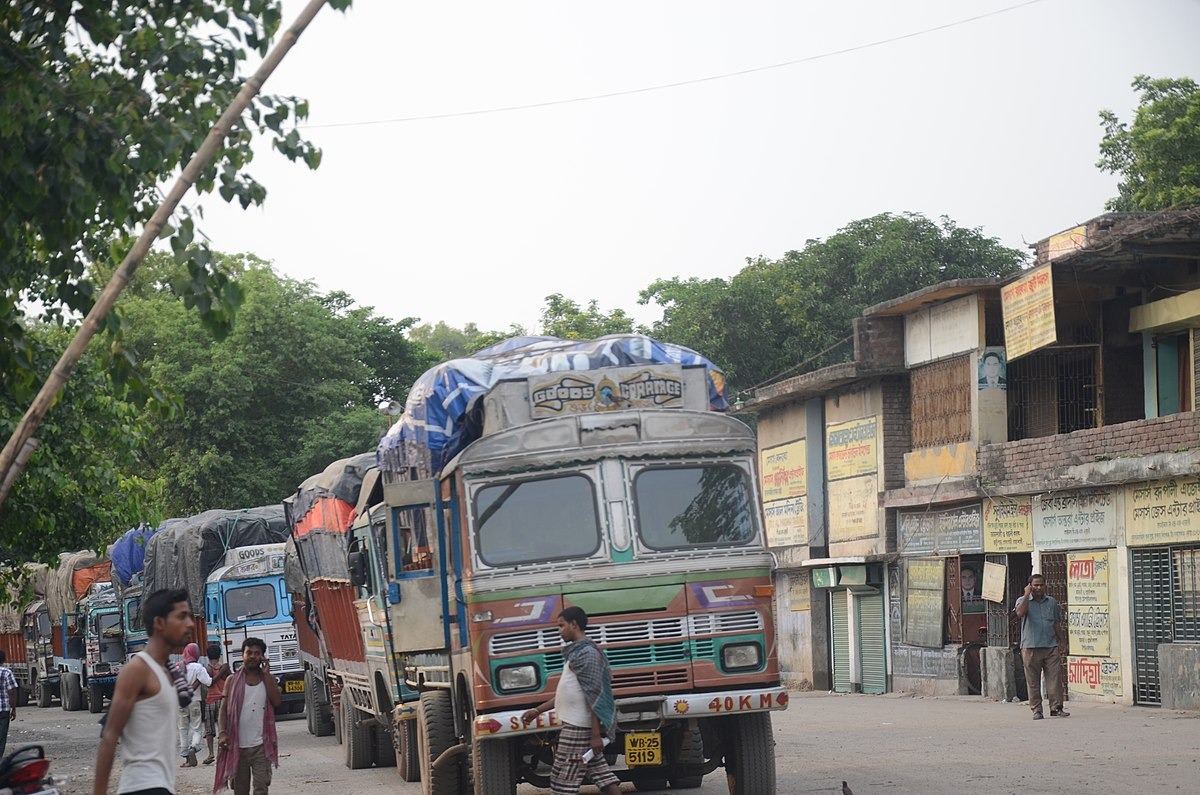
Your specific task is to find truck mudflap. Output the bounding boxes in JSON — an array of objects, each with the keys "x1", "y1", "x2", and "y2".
[{"x1": 472, "y1": 686, "x2": 789, "y2": 741}]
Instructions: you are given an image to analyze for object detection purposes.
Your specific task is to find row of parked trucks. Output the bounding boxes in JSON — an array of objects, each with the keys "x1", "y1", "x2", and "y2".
[
  {"x1": 286, "y1": 335, "x2": 788, "y2": 794},
  {"x1": 3, "y1": 333, "x2": 787, "y2": 794}
]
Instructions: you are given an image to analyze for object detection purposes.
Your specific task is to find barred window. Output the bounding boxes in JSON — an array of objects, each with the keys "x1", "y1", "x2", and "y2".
[
  {"x1": 910, "y1": 355, "x2": 972, "y2": 448},
  {"x1": 1007, "y1": 347, "x2": 1098, "y2": 441}
]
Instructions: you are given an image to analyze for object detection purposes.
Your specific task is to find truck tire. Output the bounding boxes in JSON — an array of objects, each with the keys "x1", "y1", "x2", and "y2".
[
  {"x1": 304, "y1": 672, "x2": 317, "y2": 735},
  {"x1": 395, "y1": 719, "x2": 420, "y2": 782},
  {"x1": 725, "y1": 712, "x2": 775, "y2": 794},
  {"x1": 669, "y1": 723, "x2": 706, "y2": 789},
  {"x1": 36, "y1": 679, "x2": 53, "y2": 708},
  {"x1": 62, "y1": 674, "x2": 83, "y2": 712},
  {"x1": 88, "y1": 681, "x2": 104, "y2": 713},
  {"x1": 473, "y1": 735, "x2": 517, "y2": 795},
  {"x1": 312, "y1": 678, "x2": 335, "y2": 738},
  {"x1": 631, "y1": 774, "x2": 669, "y2": 792},
  {"x1": 343, "y1": 696, "x2": 374, "y2": 770},
  {"x1": 373, "y1": 724, "x2": 397, "y2": 768},
  {"x1": 417, "y1": 690, "x2": 460, "y2": 795}
]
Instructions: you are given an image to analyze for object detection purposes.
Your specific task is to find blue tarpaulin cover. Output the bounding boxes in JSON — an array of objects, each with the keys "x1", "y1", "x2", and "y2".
[
  {"x1": 110, "y1": 524, "x2": 156, "y2": 588},
  {"x1": 377, "y1": 334, "x2": 727, "y2": 478}
]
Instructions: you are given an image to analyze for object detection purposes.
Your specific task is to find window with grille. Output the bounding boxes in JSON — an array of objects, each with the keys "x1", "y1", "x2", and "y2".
[
  {"x1": 1174, "y1": 548, "x2": 1200, "y2": 641},
  {"x1": 910, "y1": 355, "x2": 972, "y2": 448},
  {"x1": 1007, "y1": 347, "x2": 1099, "y2": 441}
]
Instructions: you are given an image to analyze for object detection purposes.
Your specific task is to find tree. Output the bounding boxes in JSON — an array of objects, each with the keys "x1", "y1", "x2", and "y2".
[
  {"x1": 643, "y1": 213, "x2": 1025, "y2": 394},
  {"x1": 0, "y1": 1, "x2": 341, "y2": 416},
  {"x1": 118, "y1": 253, "x2": 430, "y2": 516},
  {"x1": 1098, "y1": 75, "x2": 1200, "y2": 211},
  {"x1": 0, "y1": 324, "x2": 164, "y2": 569},
  {"x1": 409, "y1": 321, "x2": 527, "y2": 360},
  {"x1": 539, "y1": 294, "x2": 639, "y2": 339}
]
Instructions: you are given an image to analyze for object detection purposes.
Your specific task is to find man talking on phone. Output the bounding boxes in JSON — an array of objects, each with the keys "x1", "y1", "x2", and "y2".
[
  {"x1": 1015, "y1": 574, "x2": 1069, "y2": 720},
  {"x1": 214, "y1": 638, "x2": 281, "y2": 795}
]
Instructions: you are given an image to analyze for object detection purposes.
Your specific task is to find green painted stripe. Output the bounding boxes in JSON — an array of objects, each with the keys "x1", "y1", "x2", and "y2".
[
  {"x1": 568, "y1": 584, "x2": 681, "y2": 615},
  {"x1": 463, "y1": 567, "x2": 770, "y2": 604}
]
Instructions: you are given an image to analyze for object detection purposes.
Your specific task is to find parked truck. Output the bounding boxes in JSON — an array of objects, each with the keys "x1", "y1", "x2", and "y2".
[
  {"x1": 285, "y1": 453, "x2": 409, "y2": 769},
  {"x1": 203, "y1": 543, "x2": 304, "y2": 712},
  {"x1": 20, "y1": 599, "x2": 58, "y2": 707},
  {"x1": 57, "y1": 582, "x2": 124, "y2": 713},
  {"x1": 358, "y1": 335, "x2": 787, "y2": 794}
]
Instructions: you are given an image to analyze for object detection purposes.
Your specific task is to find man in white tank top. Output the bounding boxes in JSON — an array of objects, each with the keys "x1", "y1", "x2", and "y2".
[{"x1": 94, "y1": 588, "x2": 195, "y2": 795}]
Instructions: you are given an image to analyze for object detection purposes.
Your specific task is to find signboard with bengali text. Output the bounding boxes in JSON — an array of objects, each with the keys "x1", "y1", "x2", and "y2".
[
  {"x1": 828, "y1": 475, "x2": 878, "y2": 543},
  {"x1": 898, "y1": 504, "x2": 983, "y2": 555},
  {"x1": 825, "y1": 416, "x2": 878, "y2": 481},
  {"x1": 1068, "y1": 656, "x2": 1122, "y2": 697},
  {"x1": 760, "y1": 439, "x2": 807, "y2": 501},
  {"x1": 1001, "y1": 264, "x2": 1056, "y2": 360},
  {"x1": 983, "y1": 497, "x2": 1033, "y2": 553},
  {"x1": 1125, "y1": 477, "x2": 1200, "y2": 547},
  {"x1": 764, "y1": 497, "x2": 807, "y2": 548},
  {"x1": 1032, "y1": 489, "x2": 1118, "y2": 550}
]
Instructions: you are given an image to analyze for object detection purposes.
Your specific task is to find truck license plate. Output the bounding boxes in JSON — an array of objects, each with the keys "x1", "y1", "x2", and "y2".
[
  {"x1": 284, "y1": 679, "x2": 305, "y2": 693},
  {"x1": 623, "y1": 732, "x2": 661, "y2": 766}
]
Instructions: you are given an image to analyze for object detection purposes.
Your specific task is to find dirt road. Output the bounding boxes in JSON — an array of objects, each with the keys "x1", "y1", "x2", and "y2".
[{"x1": 8, "y1": 690, "x2": 1199, "y2": 794}]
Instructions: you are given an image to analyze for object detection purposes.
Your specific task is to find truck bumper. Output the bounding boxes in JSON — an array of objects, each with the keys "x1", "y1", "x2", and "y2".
[{"x1": 473, "y1": 685, "x2": 789, "y2": 740}]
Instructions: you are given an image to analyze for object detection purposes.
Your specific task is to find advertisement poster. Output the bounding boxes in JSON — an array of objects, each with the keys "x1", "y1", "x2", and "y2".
[
  {"x1": 760, "y1": 439, "x2": 807, "y2": 501},
  {"x1": 1066, "y1": 550, "x2": 1112, "y2": 657},
  {"x1": 1001, "y1": 264, "x2": 1056, "y2": 359},
  {"x1": 1068, "y1": 656, "x2": 1122, "y2": 697},
  {"x1": 981, "y1": 561, "x2": 1007, "y2": 603}
]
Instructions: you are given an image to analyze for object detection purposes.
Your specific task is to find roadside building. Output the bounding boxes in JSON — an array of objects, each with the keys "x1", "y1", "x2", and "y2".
[{"x1": 749, "y1": 208, "x2": 1200, "y2": 706}]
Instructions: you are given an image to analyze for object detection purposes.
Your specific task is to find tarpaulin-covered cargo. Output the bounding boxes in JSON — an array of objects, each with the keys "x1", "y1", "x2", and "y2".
[
  {"x1": 109, "y1": 524, "x2": 156, "y2": 590},
  {"x1": 284, "y1": 453, "x2": 378, "y2": 585},
  {"x1": 143, "y1": 506, "x2": 289, "y2": 614},
  {"x1": 47, "y1": 552, "x2": 111, "y2": 625},
  {"x1": 0, "y1": 564, "x2": 47, "y2": 633},
  {"x1": 376, "y1": 333, "x2": 728, "y2": 478}
]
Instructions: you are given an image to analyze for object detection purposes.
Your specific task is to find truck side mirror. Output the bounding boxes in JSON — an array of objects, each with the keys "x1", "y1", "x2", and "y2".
[{"x1": 348, "y1": 551, "x2": 367, "y2": 589}]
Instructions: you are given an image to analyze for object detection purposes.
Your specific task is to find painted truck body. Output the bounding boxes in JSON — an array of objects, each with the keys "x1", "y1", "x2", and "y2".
[
  {"x1": 56, "y1": 583, "x2": 124, "y2": 713},
  {"x1": 204, "y1": 544, "x2": 304, "y2": 712},
  {"x1": 358, "y1": 352, "x2": 787, "y2": 794}
]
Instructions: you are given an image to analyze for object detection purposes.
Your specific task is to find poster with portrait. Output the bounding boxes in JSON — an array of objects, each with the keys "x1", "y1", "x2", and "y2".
[{"x1": 977, "y1": 347, "x2": 1007, "y2": 390}]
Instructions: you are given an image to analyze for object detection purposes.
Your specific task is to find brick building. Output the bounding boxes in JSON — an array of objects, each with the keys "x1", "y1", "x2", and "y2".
[{"x1": 748, "y1": 208, "x2": 1200, "y2": 706}]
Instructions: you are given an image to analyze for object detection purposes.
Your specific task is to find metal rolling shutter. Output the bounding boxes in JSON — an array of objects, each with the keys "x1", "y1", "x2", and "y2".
[
  {"x1": 1132, "y1": 548, "x2": 1172, "y2": 705},
  {"x1": 858, "y1": 592, "x2": 886, "y2": 694},
  {"x1": 831, "y1": 590, "x2": 850, "y2": 693}
]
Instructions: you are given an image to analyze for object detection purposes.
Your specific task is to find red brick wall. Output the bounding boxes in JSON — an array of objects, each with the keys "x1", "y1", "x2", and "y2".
[
  {"x1": 978, "y1": 411, "x2": 1200, "y2": 488},
  {"x1": 881, "y1": 374, "x2": 912, "y2": 490}
]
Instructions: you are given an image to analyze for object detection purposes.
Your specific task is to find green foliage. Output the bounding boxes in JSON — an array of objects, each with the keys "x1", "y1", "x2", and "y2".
[
  {"x1": 0, "y1": 1, "x2": 338, "y2": 407},
  {"x1": 409, "y1": 321, "x2": 527, "y2": 360},
  {"x1": 119, "y1": 253, "x2": 432, "y2": 516},
  {"x1": 0, "y1": 325, "x2": 165, "y2": 567},
  {"x1": 1098, "y1": 75, "x2": 1200, "y2": 211},
  {"x1": 539, "y1": 293, "x2": 640, "y2": 339},
  {"x1": 643, "y1": 213, "x2": 1025, "y2": 392}
]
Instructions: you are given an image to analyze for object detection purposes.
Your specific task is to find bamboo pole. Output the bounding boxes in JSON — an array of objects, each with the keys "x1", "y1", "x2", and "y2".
[{"x1": 0, "y1": 0, "x2": 334, "y2": 506}]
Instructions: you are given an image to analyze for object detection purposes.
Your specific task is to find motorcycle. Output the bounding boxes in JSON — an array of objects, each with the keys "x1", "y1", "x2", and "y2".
[{"x1": 0, "y1": 746, "x2": 59, "y2": 795}]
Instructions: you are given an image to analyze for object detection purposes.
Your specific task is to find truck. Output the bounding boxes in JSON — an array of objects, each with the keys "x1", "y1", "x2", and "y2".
[
  {"x1": 285, "y1": 453, "x2": 407, "y2": 770},
  {"x1": 56, "y1": 582, "x2": 125, "y2": 713},
  {"x1": 203, "y1": 543, "x2": 304, "y2": 713},
  {"x1": 119, "y1": 580, "x2": 148, "y2": 662},
  {"x1": 360, "y1": 335, "x2": 788, "y2": 794},
  {"x1": 20, "y1": 599, "x2": 59, "y2": 707}
]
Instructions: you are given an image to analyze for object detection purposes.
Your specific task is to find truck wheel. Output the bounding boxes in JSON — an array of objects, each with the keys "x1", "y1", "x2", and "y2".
[
  {"x1": 373, "y1": 723, "x2": 397, "y2": 768},
  {"x1": 669, "y1": 723, "x2": 706, "y2": 789},
  {"x1": 342, "y1": 696, "x2": 374, "y2": 770},
  {"x1": 725, "y1": 712, "x2": 776, "y2": 794},
  {"x1": 37, "y1": 679, "x2": 53, "y2": 708},
  {"x1": 314, "y1": 695, "x2": 336, "y2": 737},
  {"x1": 62, "y1": 674, "x2": 83, "y2": 712},
  {"x1": 417, "y1": 690, "x2": 460, "y2": 795},
  {"x1": 304, "y1": 672, "x2": 317, "y2": 735},
  {"x1": 473, "y1": 735, "x2": 517, "y2": 795},
  {"x1": 88, "y1": 681, "x2": 104, "y2": 713},
  {"x1": 631, "y1": 774, "x2": 669, "y2": 792},
  {"x1": 395, "y1": 719, "x2": 420, "y2": 782}
]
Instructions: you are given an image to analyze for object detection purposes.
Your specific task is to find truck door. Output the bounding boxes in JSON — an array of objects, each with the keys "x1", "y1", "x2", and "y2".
[{"x1": 381, "y1": 479, "x2": 449, "y2": 654}]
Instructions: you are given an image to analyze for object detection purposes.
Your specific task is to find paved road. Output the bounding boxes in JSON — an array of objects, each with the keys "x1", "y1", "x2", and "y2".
[{"x1": 9, "y1": 691, "x2": 1200, "y2": 794}]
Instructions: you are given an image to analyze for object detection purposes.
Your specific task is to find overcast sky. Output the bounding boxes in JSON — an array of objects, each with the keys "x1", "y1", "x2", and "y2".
[{"x1": 195, "y1": 0, "x2": 1200, "y2": 333}]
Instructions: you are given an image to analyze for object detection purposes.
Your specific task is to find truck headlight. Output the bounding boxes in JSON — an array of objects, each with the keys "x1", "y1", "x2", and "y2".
[
  {"x1": 496, "y1": 664, "x2": 538, "y2": 692},
  {"x1": 721, "y1": 643, "x2": 762, "y2": 672}
]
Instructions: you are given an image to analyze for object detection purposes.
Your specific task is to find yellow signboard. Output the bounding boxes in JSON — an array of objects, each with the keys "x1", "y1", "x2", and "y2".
[
  {"x1": 1001, "y1": 264, "x2": 1056, "y2": 360},
  {"x1": 760, "y1": 439, "x2": 807, "y2": 501},
  {"x1": 1125, "y1": 477, "x2": 1200, "y2": 547},
  {"x1": 826, "y1": 416, "x2": 878, "y2": 481},
  {"x1": 788, "y1": 571, "x2": 811, "y2": 612},
  {"x1": 827, "y1": 475, "x2": 878, "y2": 543},
  {"x1": 763, "y1": 497, "x2": 807, "y2": 548},
  {"x1": 1067, "y1": 656, "x2": 1122, "y2": 697},
  {"x1": 983, "y1": 497, "x2": 1033, "y2": 553},
  {"x1": 1066, "y1": 550, "x2": 1111, "y2": 657}
]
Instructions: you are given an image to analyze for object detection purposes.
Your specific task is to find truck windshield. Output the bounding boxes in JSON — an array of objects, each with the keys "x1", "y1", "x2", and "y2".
[
  {"x1": 224, "y1": 584, "x2": 278, "y2": 623},
  {"x1": 474, "y1": 473, "x2": 600, "y2": 566},
  {"x1": 97, "y1": 612, "x2": 122, "y2": 638},
  {"x1": 634, "y1": 464, "x2": 756, "y2": 549}
]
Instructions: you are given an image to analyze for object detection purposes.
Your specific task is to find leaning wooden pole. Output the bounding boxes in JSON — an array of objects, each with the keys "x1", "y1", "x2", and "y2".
[{"x1": 0, "y1": 0, "x2": 333, "y2": 505}]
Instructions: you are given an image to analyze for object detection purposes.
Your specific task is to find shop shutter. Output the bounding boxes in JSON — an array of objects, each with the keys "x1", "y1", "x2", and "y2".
[
  {"x1": 1132, "y1": 548, "x2": 1172, "y2": 705},
  {"x1": 858, "y1": 592, "x2": 886, "y2": 694},
  {"x1": 831, "y1": 590, "x2": 850, "y2": 693}
]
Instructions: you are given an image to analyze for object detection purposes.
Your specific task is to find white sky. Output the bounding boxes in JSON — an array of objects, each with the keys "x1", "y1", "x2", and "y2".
[{"x1": 195, "y1": 0, "x2": 1200, "y2": 333}]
